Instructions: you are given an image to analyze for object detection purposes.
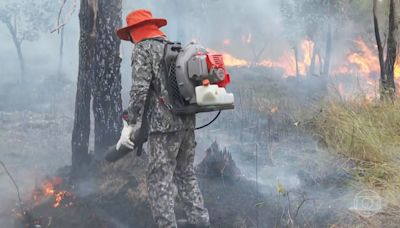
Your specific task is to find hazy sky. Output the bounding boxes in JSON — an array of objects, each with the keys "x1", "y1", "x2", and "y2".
[{"x1": 0, "y1": 0, "x2": 368, "y2": 85}]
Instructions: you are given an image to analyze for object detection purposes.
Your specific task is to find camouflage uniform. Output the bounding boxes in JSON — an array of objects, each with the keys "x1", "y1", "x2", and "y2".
[{"x1": 128, "y1": 38, "x2": 210, "y2": 228}]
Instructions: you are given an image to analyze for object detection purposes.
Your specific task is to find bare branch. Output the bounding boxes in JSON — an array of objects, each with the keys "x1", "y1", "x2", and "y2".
[
  {"x1": 50, "y1": 0, "x2": 77, "y2": 34},
  {"x1": 56, "y1": 0, "x2": 67, "y2": 34},
  {"x1": 0, "y1": 160, "x2": 24, "y2": 213}
]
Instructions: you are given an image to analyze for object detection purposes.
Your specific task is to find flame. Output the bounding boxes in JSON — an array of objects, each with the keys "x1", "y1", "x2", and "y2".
[
  {"x1": 331, "y1": 38, "x2": 400, "y2": 99},
  {"x1": 32, "y1": 176, "x2": 75, "y2": 208},
  {"x1": 395, "y1": 59, "x2": 400, "y2": 79},
  {"x1": 214, "y1": 36, "x2": 400, "y2": 95},
  {"x1": 333, "y1": 38, "x2": 400, "y2": 79},
  {"x1": 211, "y1": 39, "x2": 317, "y2": 76},
  {"x1": 222, "y1": 53, "x2": 249, "y2": 67},
  {"x1": 259, "y1": 39, "x2": 315, "y2": 77},
  {"x1": 334, "y1": 38, "x2": 380, "y2": 76},
  {"x1": 42, "y1": 182, "x2": 55, "y2": 196},
  {"x1": 347, "y1": 39, "x2": 380, "y2": 74},
  {"x1": 54, "y1": 191, "x2": 74, "y2": 208}
]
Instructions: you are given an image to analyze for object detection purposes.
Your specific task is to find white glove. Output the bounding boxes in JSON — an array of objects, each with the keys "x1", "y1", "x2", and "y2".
[{"x1": 116, "y1": 120, "x2": 135, "y2": 150}]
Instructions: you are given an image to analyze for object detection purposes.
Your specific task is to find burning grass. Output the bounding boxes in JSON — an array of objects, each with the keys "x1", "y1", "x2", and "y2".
[{"x1": 313, "y1": 97, "x2": 400, "y2": 203}]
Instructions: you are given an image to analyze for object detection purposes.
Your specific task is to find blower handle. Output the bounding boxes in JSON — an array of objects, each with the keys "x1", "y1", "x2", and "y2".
[{"x1": 104, "y1": 144, "x2": 133, "y2": 162}]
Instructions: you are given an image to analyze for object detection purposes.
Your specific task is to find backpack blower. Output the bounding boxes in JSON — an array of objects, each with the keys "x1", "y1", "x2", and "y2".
[
  {"x1": 105, "y1": 41, "x2": 235, "y2": 162},
  {"x1": 163, "y1": 41, "x2": 234, "y2": 114}
]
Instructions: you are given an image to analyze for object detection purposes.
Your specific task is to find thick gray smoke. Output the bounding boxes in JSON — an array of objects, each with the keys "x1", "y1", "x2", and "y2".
[{"x1": 0, "y1": 0, "x2": 376, "y2": 227}]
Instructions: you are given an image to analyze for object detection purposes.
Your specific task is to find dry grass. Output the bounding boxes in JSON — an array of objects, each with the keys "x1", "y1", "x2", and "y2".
[{"x1": 313, "y1": 98, "x2": 400, "y2": 203}]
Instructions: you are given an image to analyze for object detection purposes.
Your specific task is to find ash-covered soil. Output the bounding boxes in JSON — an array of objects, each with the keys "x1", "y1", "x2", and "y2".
[
  {"x1": 21, "y1": 166, "x2": 279, "y2": 228},
  {"x1": 0, "y1": 111, "x2": 351, "y2": 228},
  {"x1": 1, "y1": 70, "x2": 398, "y2": 227}
]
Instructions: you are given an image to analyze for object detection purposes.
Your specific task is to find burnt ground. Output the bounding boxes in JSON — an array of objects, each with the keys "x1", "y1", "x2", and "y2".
[
  {"x1": 2, "y1": 69, "x2": 399, "y2": 227},
  {"x1": 19, "y1": 174, "x2": 278, "y2": 228},
  {"x1": 0, "y1": 112, "x2": 392, "y2": 228},
  {"x1": 8, "y1": 148, "x2": 280, "y2": 228}
]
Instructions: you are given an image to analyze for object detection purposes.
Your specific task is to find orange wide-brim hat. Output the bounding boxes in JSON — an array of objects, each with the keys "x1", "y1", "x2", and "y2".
[{"x1": 117, "y1": 9, "x2": 167, "y2": 41}]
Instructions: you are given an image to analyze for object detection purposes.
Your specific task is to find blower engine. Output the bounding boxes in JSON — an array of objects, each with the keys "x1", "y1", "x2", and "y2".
[{"x1": 163, "y1": 42, "x2": 234, "y2": 114}]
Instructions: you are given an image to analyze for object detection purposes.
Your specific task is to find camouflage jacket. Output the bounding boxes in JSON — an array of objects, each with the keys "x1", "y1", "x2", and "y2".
[{"x1": 127, "y1": 38, "x2": 195, "y2": 133}]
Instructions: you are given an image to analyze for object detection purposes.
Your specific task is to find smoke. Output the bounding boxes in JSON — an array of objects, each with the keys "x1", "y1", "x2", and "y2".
[{"x1": 0, "y1": 0, "x2": 381, "y2": 226}]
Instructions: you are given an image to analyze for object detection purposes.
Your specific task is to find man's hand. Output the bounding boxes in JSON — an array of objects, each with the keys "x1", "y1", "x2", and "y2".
[{"x1": 116, "y1": 120, "x2": 135, "y2": 150}]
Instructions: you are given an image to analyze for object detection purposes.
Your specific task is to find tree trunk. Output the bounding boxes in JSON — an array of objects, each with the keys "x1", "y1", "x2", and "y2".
[
  {"x1": 373, "y1": 0, "x2": 386, "y2": 98},
  {"x1": 92, "y1": 0, "x2": 123, "y2": 156},
  {"x1": 323, "y1": 21, "x2": 332, "y2": 76},
  {"x1": 15, "y1": 42, "x2": 25, "y2": 83},
  {"x1": 250, "y1": 41, "x2": 267, "y2": 66},
  {"x1": 374, "y1": 0, "x2": 397, "y2": 100},
  {"x1": 384, "y1": 0, "x2": 397, "y2": 99},
  {"x1": 309, "y1": 42, "x2": 318, "y2": 76},
  {"x1": 58, "y1": 27, "x2": 65, "y2": 77},
  {"x1": 71, "y1": 0, "x2": 96, "y2": 176},
  {"x1": 5, "y1": 20, "x2": 25, "y2": 83},
  {"x1": 293, "y1": 46, "x2": 299, "y2": 77}
]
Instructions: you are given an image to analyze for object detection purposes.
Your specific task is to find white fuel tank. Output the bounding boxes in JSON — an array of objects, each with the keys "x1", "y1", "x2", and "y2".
[{"x1": 195, "y1": 84, "x2": 234, "y2": 106}]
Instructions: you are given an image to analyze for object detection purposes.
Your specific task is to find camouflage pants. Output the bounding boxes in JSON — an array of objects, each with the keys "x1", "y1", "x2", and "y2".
[{"x1": 147, "y1": 130, "x2": 209, "y2": 228}]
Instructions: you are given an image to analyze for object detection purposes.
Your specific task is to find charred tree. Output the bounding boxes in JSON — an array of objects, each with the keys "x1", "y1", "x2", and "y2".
[
  {"x1": 373, "y1": 0, "x2": 397, "y2": 100},
  {"x1": 92, "y1": 0, "x2": 123, "y2": 156},
  {"x1": 309, "y1": 42, "x2": 319, "y2": 76},
  {"x1": 72, "y1": 0, "x2": 123, "y2": 174},
  {"x1": 373, "y1": 0, "x2": 387, "y2": 97},
  {"x1": 322, "y1": 0, "x2": 335, "y2": 77},
  {"x1": 384, "y1": 0, "x2": 397, "y2": 98},
  {"x1": 71, "y1": 0, "x2": 96, "y2": 176}
]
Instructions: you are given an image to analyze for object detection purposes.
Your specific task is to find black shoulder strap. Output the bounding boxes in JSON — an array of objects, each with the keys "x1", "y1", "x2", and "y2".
[{"x1": 134, "y1": 48, "x2": 158, "y2": 156}]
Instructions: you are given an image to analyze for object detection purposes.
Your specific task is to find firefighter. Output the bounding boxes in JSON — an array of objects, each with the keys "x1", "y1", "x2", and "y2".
[{"x1": 116, "y1": 9, "x2": 210, "y2": 228}]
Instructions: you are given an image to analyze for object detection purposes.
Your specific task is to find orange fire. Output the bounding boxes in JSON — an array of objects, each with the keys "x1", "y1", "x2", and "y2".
[
  {"x1": 348, "y1": 39, "x2": 380, "y2": 74},
  {"x1": 222, "y1": 39, "x2": 316, "y2": 76},
  {"x1": 32, "y1": 176, "x2": 75, "y2": 208},
  {"x1": 333, "y1": 38, "x2": 380, "y2": 77},
  {"x1": 336, "y1": 38, "x2": 400, "y2": 79},
  {"x1": 54, "y1": 191, "x2": 74, "y2": 208},
  {"x1": 42, "y1": 182, "x2": 55, "y2": 196},
  {"x1": 222, "y1": 52, "x2": 249, "y2": 67},
  {"x1": 214, "y1": 36, "x2": 400, "y2": 98},
  {"x1": 258, "y1": 39, "x2": 316, "y2": 76},
  {"x1": 395, "y1": 59, "x2": 400, "y2": 79},
  {"x1": 218, "y1": 39, "x2": 317, "y2": 72},
  {"x1": 332, "y1": 38, "x2": 400, "y2": 98}
]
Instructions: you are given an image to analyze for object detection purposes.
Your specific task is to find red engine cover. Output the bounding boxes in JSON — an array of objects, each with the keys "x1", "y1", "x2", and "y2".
[{"x1": 206, "y1": 53, "x2": 231, "y2": 88}]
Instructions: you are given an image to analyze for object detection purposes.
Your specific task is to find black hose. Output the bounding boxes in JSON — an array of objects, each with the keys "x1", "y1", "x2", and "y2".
[{"x1": 195, "y1": 111, "x2": 221, "y2": 130}]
